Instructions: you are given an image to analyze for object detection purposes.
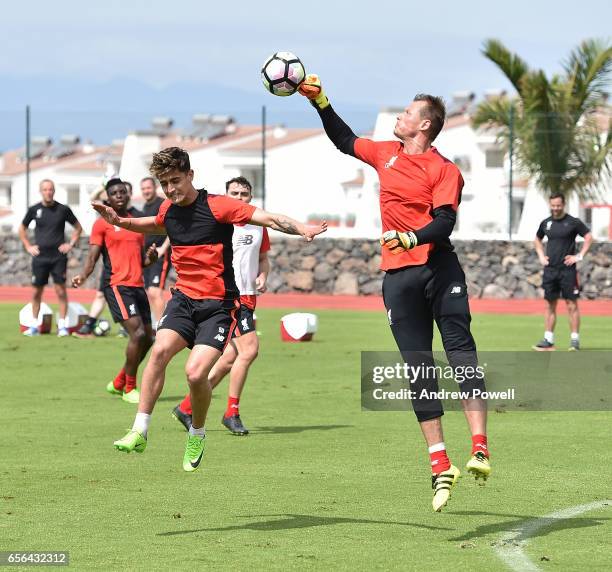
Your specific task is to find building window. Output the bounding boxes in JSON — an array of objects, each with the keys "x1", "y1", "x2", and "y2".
[
  {"x1": 453, "y1": 155, "x2": 471, "y2": 173},
  {"x1": 66, "y1": 185, "x2": 80, "y2": 206},
  {"x1": 0, "y1": 185, "x2": 11, "y2": 207},
  {"x1": 485, "y1": 149, "x2": 505, "y2": 168},
  {"x1": 511, "y1": 198, "x2": 524, "y2": 233},
  {"x1": 239, "y1": 169, "x2": 263, "y2": 199}
]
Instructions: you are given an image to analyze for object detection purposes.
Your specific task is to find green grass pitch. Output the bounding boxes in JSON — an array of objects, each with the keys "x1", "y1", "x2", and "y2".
[{"x1": 1, "y1": 303, "x2": 611, "y2": 570}]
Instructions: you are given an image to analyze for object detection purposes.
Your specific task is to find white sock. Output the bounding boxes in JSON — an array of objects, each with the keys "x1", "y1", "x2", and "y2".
[
  {"x1": 132, "y1": 412, "x2": 151, "y2": 436},
  {"x1": 189, "y1": 425, "x2": 205, "y2": 438},
  {"x1": 57, "y1": 318, "x2": 66, "y2": 329},
  {"x1": 428, "y1": 442, "x2": 446, "y2": 454},
  {"x1": 571, "y1": 332, "x2": 579, "y2": 341},
  {"x1": 544, "y1": 331, "x2": 554, "y2": 343}
]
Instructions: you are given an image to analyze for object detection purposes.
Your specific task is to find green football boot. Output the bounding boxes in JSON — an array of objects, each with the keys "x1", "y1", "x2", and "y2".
[
  {"x1": 122, "y1": 388, "x2": 140, "y2": 404},
  {"x1": 106, "y1": 381, "x2": 123, "y2": 396},
  {"x1": 114, "y1": 430, "x2": 147, "y2": 453},
  {"x1": 183, "y1": 434, "x2": 205, "y2": 472}
]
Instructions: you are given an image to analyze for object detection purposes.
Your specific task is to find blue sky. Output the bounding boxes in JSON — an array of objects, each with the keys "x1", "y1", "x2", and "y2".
[
  {"x1": 3, "y1": 0, "x2": 610, "y2": 103},
  {"x1": 0, "y1": 0, "x2": 609, "y2": 148}
]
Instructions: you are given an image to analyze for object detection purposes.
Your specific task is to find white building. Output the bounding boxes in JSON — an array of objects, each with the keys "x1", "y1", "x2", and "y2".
[{"x1": 2, "y1": 102, "x2": 609, "y2": 239}]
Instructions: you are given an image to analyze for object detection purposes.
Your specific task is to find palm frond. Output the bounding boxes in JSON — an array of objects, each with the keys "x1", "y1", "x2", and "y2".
[
  {"x1": 562, "y1": 39, "x2": 612, "y2": 114},
  {"x1": 482, "y1": 39, "x2": 530, "y2": 95}
]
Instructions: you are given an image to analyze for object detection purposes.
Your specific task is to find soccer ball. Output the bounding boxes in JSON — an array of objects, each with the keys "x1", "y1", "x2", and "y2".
[
  {"x1": 261, "y1": 52, "x2": 306, "y2": 97},
  {"x1": 94, "y1": 319, "x2": 111, "y2": 337}
]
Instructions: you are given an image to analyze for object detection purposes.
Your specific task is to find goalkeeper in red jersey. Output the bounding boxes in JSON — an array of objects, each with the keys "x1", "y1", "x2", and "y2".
[{"x1": 299, "y1": 75, "x2": 490, "y2": 512}]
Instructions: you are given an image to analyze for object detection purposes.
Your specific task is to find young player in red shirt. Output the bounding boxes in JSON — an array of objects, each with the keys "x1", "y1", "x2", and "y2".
[
  {"x1": 93, "y1": 147, "x2": 326, "y2": 472},
  {"x1": 172, "y1": 176, "x2": 271, "y2": 435},
  {"x1": 72, "y1": 179, "x2": 157, "y2": 403},
  {"x1": 300, "y1": 76, "x2": 490, "y2": 512}
]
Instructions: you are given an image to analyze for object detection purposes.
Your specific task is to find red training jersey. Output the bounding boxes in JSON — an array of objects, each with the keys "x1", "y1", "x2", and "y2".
[
  {"x1": 155, "y1": 190, "x2": 256, "y2": 300},
  {"x1": 354, "y1": 140, "x2": 463, "y2": 270},
  {"x1": 90, "y1": 215, "x2": 145, "y2": 287}
]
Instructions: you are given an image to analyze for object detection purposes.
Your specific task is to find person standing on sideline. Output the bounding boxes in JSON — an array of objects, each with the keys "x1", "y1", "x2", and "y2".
[
  {"x1": 19, "y1": 179, "x2": 82, "y2": 336},
  {"x1": 139, "y1": 176, "x2": 172, "y2": 327},
  {"x1": 533, "y1": 193, "x2": 592, "y2": 351},
  {"x1": 299, "y1": 75, "x2": 489, "y2": 512},
  {"x1": 172, "y1": 176, "x2": 271, "y2": 435}
]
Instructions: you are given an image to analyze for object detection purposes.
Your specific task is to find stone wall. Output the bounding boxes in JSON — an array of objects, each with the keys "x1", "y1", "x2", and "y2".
[{"x1": 1, "y1": 232, "x2": 611, "y2": 299}]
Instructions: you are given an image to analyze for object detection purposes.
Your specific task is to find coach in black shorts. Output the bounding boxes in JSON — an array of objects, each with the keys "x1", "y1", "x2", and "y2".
[
  {"x1": 533, "y1": 193, "x2": 592, "y2": 351},
  {"x1": 19, "y1": 179, "x2": 82, "y2": 336}
]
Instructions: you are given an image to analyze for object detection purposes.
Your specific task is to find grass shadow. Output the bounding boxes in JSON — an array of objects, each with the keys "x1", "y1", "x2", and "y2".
[
  {"x1": 447, "y1": 510, "x2": 611, "y2": 542},
  {"x1": 158, "y1": 513, "x2": 454, "y2": 536},
  {"x1": 250, "y1": 425, "x2": 353, "y2": 434}
]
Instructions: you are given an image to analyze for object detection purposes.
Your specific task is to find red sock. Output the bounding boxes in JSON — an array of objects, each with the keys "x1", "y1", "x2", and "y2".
[
  {"x1": 225, "y1": 396, "x2": 239, "y2": 418},
  {"x1": 179, "y1": 395, "x2": 192, "y2": 415},
  {"x1": 124, "y1": 374, "x2": 137, "y2": 394},
  {"x1": 429, "y1": 446, "x2": 451, "y2": 474},
  {"x1": 471, "y1": 434, "x2": 489, "y2": 457},
  {"x1": 113, "y1": 368, "x2": 126, "y2": 391}
]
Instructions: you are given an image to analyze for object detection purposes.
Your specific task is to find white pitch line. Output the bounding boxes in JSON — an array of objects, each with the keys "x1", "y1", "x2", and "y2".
[{"x1": 494, "y1": 499, "x2": 612, "y2": 571}]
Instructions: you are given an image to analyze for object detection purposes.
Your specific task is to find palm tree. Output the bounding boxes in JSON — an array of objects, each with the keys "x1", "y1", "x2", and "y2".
[{"x1": 472, "y1": 39, "x2": 611, "y2": 201}]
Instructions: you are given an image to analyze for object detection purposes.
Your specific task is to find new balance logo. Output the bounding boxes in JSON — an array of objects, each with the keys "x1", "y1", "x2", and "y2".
[
  {"x1": 451, "y1": 286, "x2": 462, "y2": 294},
  {"x1": 236, "y1": 235, "x2": 254, "y2": 246},
  {"x1": 214, "y1": 334, "x2": 225, "y2": 342},
  {"x1": 384, "y1": 155, "x2": 397, "y2": 169}
]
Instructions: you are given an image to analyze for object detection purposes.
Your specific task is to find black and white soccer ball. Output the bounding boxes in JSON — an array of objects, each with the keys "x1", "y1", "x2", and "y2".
[
  {"x1": 261, "y1": 51, "x2": 306, "y2": 97},
  {"x1": 94, "y1": 319, "x2": 111, "y2": 337}
]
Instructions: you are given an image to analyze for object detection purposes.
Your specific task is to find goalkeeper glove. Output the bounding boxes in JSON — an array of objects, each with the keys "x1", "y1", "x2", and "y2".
[
  {"x1": 298, "y1": 74, "x2": 330, "y2": 110},
  {"x1": 380, "y1": 230, "x2": 418, "y2": 254}
]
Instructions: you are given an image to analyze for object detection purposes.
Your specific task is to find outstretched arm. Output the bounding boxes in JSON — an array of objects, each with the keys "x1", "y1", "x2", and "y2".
[
  {"x1": 249, "y1": 208, "x2": 327, "y2": 241},
  {"x1": 299, "y1": 74, "x2": 357, "y2": 156},
  {"x1": 92, "y1": 202, "x2": 166, "y2": 235},
  {"x1": 72, "y1": 244, "x2": 102, "y2": 287}
]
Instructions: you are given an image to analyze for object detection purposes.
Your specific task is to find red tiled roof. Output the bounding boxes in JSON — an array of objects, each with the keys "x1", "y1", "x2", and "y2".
[
  {"x1": 0, "y1": 144, "x2": 122, "y2": 177},
  {"x1": 341, "y1": 169, "x2": 364, "y2": 187},
  {"x1": 159, "y1": 125, "x2": 263, "y2": 152},
  {"x1": 223, "y1": 128, "x2": 322, "y2": 152}
]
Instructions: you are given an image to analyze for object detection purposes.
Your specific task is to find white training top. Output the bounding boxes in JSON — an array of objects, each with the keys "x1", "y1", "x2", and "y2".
[{"x1": 232, "y1": 224, "x2": 270, "y2": 296}]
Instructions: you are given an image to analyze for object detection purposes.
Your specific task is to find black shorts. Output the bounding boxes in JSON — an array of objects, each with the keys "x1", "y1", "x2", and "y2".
[
  {"x1": 144, "y1": 255, "x2": 171, "y2": 289},
  {"x1": 31, "y1": 252, "x2": 67, "y2": 286},
  {"x1": 543, "y1": 265, "x2": 580, "y2": 301},
  {"x1": 103, "y1": 285, "x2": 152, "y2": 324},
  {"x1": 382, "y1": 250, "x2": 483, "y2": 422},
  {"x1": 233, "y1": 304, "x2": 256, "y2": 338},
  {"x1": 157, "y1": 289, "x2": 239, "y2": 350}
]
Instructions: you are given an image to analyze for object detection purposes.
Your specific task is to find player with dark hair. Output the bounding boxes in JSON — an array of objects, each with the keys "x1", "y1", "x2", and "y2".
[
  {"x1": 172, "y1": 175, "x2": 271, "y2": 435},
  {"x1": 72, "y1": 178, "x2": 157, "y2": 403},
  {"x1": 19, "y1": 179, "x2": 83, "y2": 336},
  {"x1": 299, "y1": 76, "x2": 489, "y2": 511},
  {"x1": 93, "y1": 147, "x2": 326, "y2": 472},
  {"x1": 74, "y1": 182, "x2": 143, "y2": 338},
  {"x1": 139, "y1": 176, "x2": 172, "y2": 328},
  {"x1": 533, "y1": 193, "x2": 592, "y2": 351}
]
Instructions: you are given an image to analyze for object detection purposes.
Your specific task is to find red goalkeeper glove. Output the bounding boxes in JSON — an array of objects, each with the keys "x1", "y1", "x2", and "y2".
[
  {"x1": 298, "y1": 74, "x2": 330, "y2": 110},
  {"x1": 380, "y1": 230, "x2": 418, "y2": 254}
]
